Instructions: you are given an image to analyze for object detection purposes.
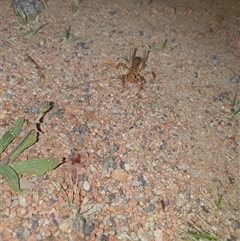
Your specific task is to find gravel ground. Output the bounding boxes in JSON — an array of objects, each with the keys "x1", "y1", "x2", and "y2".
[{"x1": 0, "y1": 0, "x2": 240, "y2": 240}]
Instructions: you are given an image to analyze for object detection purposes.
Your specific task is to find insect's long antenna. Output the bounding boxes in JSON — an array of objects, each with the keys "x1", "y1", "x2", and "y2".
[
  {"x1": 130, "y1": 48, "x2": 137, "y2": 67},
  {"x1": 139, "y1": 49, "x2": 149, "y2": 71}
]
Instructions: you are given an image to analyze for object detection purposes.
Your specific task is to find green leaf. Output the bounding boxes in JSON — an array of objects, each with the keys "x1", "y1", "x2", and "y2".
[
  {"x1": 0, "y1": 163, "x2": 21, "y2": 192},
  {"x1": 0, "y1": 117, "x2": 25, "y2": 154},
  {"x1": 8, "y1": 129, "x2": 38, "y2": 162},
  {"x1": 12, "y1": 158, "x2": 62, "y2": 175}
]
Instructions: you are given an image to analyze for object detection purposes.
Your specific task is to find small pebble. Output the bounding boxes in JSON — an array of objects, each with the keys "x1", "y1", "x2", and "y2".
[
  {"x1": 76, "y1": 42, "x2": 89, "y2": 49},
  {"x1": 10, "y1": 199, "x2": 19, "y2": 208},
  {"x1": 218, "y1": 91, "x2": 228, "y2": 99},
  {"x1": 14, "y1": 226, "x2": 30, "y2": 240},
  {"x1": 6, "y1": 89, "x2": 13, "y2": 94},
  {"x1": 137, "y1": 175, "x2": 147, "y2": 186},
  {"x1": 212, "y1": 55, "x2": 218, "y2": 64},
  {"x1": 132, "y1": 180, "x2": 141, "y2": 187},
  {"x1": 110, "y1": 144, "x2": 119, "y2": 153},
  {"x1": 2, "y1": 40, "x2": 11, "y2": 46},
  {"x1": 83, "y1": 181, "x2": 91, "y2": 191},
  {"x1": 12, "y1": 0, "x2": 43, "y2": 17},
  {"x1": 165, "y1": 6, "x2": 176, "y2": 15},
  {"x1": 59, "y1": 218, "x2": 73, "y2": 233},
  {"x1": 6, "y1": 89, "x2": 14, "y2": 99},
  {"x1": 111, "y1": 169, "x2": 128, "y2": 182},
  {"x1": 109, "y1": 10, "x2": 117, "y2": 15},
  {"x1": 19, "y1": 196, "x2": 27, "y2": 207},
  {"x1": 9, "y1": 211, "x2": 16, "y2": 220},
  {"x1": 119, "y1": 161, "x2": 125, "y2": 169},
  {"x1": 56, "y1": 108, "x2": 65, "y2": 119},
  {"x1": 60, "y1": 133, "x2": 67, "y2": 139},
  {"x1": 23, "y1": 108, "x2": 30, "y2": 113},
  {"x1": 1, "y1": 195, "x2": 11, "y2": 209},
  {"x1": 230, "y1": 75, "x2": 240, "y2": 84},
  {"x1": 179, "y1": 193, "x2": 185, "y2": 199},
  {"x1": 17, "y1": 207, "x2": 28, "y2": 217},
  {"x1": 103, "y1": 157, "x2": 117, "y2": 170},
  {"x1": 100, "y1": 234, "x2": 108, "y2": 241},
  {"x1": 30, "y1": 219, "x2": 39, "y2": 231},
  {"x1": 90, "y1": 120, "x2": 101, "y2": 129},
  {"x1": 72, "y1": 216, "x2": 86, "y2": 231},
  {"x1": 36, "y1": 233, "x2": 42, "y2": 240},
  {"x1": 194, "y1": 72, "x2": 198, "y2": 78},
  {"x1": 191, "y1": 170, "x2": 200, "y2": 178},
  {"x1": 235, "y1": 220, "x2": 240, "y2": 228},
  {"x1": 83, "y1": 219, "x2": 94, "y2": 236},
  {"x1": 195, "y1": 32, "x2": 206, "y2": 40},
  {"x1": 29, "y1": 106, "x2": 38, "y2": 113},
  {"x1": 179, "y1": 163, "x2": 188, "y2": 171},
  {"x1": 154, "y1": 229, "x2": 163, "y2": 241},
  {"x1": 112, "y1": 107, "x2": 120, "y2": 114},
  {"x1": 9, "y1": 76, "x2": 16, "y2": 84},
  {"x1": 146, "y1": 203, "x2": 155, "y2": 212}
]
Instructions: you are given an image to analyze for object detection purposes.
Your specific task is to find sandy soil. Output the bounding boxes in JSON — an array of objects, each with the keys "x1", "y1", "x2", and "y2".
[{"x1": 0, "y1": 0, "x2": 240, "y2": 240}]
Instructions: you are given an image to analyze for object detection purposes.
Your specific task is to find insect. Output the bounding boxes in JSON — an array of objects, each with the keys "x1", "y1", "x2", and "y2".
[{"x1": 116, "y1": 47, "x2": 156, "y2": 96}]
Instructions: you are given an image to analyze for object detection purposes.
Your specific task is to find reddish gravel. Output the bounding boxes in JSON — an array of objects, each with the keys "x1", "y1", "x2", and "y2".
[{"x1": 0, "y1": 0, "x2": 240, "y2": 240}]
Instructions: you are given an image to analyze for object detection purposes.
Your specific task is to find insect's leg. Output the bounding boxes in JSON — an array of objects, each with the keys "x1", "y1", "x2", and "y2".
[
  {"x1": 116, "y1": 63, "x2": 129, "y2": 71},
  {"x1": 144, "y1": 71, "x2": 156, "y2": 80},
  {"x1": 130, "y1": 48, "x2": 137, "y2": 67},
  {"x1": 121, "y1": 75, "x2": 126, "y2": 92},
  {"x1": 116, "y1": 63, "x2": 124, "y2": 69},
  {"x1": 136, "y1": 75, "x2": 146, "y2": 97},
  {"x1": 151, "y1": 71, "x2": 156, "y2": 80},
  {"x1": 139, "y1": 49, "x2": 149, "y2": 71}
]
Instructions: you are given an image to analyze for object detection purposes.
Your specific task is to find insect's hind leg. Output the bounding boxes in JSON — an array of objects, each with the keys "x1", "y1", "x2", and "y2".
[
  {"x1": 116, "y1": 63, "x2": 129, "y2": 71},
  {"x1": 121, "y1": 75, "x2": 127, "y2": 92},
  {"x1": 144, "y1": 71, "x2": 156, "y2": 80},
  {"x1": 136, "y1": 75, "x2": 146, "y2": 97}
]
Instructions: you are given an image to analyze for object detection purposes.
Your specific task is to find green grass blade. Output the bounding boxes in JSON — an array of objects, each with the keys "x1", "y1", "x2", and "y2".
[
  {"x1": 230, "y1": 94, "x2": 240, "y2": 115},
  {"x1": 232, "y1": 106, "x2": 240, "y2": 115},
  {"x1": 18, "y1": 29, "x2": 34, "y2": 38},
  {"x1": 187, "y1": 231, "x2": 219, "y2": 240},
  {"x1": 0, "y1": 117, "x2": 24, "y2": 154},
  {"x1": 161, "y1": 39, "x2": 168, "y2": 50},
  {"x1": 8, "y1": 129, "x2": 38, "y2": 162},
  {"x1": 216, "y1": 194, "x2": 222, "y2": 210},
  {"x1": 64, "y1": 26, "x2": 71, "y2": 41},
  {"x1": 12, "y1": 157, "x2": 62, "y2": 175},
  {"x1": 32, "y1": 23, "x2": 48, "y2": 36},
  {"x1": 16, "y1": 11, "x2": 28, "y2": 26},
  {"x1": 201, "y1": 231, "x2": 218, "y2": 240},
  {"x1": 70, "y1": 36, "x2": 83, "y2": 42},
  {"x1": 0, "y1": 163, "x2": 21, "y2": 192}
]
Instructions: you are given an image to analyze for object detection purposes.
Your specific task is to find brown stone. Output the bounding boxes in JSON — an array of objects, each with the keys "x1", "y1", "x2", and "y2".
[
  {"x1": 16, "y1": 207, "x2": 28, "y2": 217},
  {"x1": 184, "y1": 7, "x2": 193, "y2": 15},
  {"x1": 3, "y1": 232, "x2": 13, "y2": 241},
  {"x1": 111, "y1": 169, "x2": 128, "y2": 182},
  {"x1": 115, "y1": 205, "x2": 125, "y2": 213},
  {"x1": 27, "y1": 234, "x2": 36, "y2": 241},
  {"x1": 128, "y1": 198, "x2": 139, "y2": 208},
  {"x1": 108, "y1": 235, "x2": 120, "y2": 241},
  {"x1": 195, "y1": 32, "x2": 206, "y2": 40},
  {"x1": 165, "y1": 6, "x2": 176, "y2": 15}
]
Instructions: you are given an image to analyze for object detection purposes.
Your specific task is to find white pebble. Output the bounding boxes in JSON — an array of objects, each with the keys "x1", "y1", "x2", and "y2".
[{"x1": 83, "y1": 181, "x2": 91, "y2": 191}]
